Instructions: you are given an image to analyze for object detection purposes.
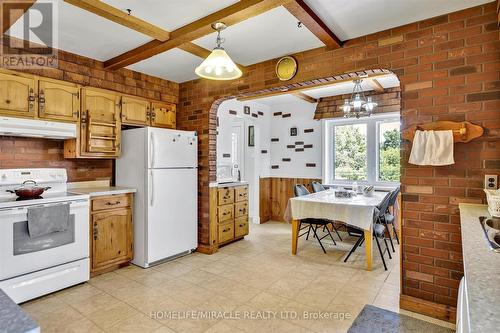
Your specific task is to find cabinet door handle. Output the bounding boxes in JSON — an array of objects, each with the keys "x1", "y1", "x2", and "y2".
[
  {"x1": 93, "y1": 224, "x2": 98, "y2": 240},
  {"x1": 106, "y1": 201, "x2": 121, "y2": 206}
]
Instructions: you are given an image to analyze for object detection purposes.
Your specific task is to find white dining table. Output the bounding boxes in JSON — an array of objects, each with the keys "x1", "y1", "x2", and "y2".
[{"x1": 284, "y1": 189, "x2": 389, "y2": 271}]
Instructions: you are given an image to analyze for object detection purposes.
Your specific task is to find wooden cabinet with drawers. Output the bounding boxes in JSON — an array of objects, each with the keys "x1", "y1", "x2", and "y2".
[
  {"x1": 215, "y1": 185, "x2": 249, "y2": 245},
  {"x1": 90, "y1": 193, "x2": 133, "y2": 276}
]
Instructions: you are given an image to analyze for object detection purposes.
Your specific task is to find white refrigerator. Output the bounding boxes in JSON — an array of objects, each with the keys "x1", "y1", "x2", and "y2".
[{"x1": 116, "y1": 127, "x2": 198, "y2": 268}]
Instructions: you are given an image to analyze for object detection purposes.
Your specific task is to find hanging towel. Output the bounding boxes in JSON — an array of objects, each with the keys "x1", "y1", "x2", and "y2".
[
  {"x1": 409, "y1": 130, "x2": 454, "y2": 166},
  {"x1": 27, "y1": 203, "x2": 70, "y2": 238}
]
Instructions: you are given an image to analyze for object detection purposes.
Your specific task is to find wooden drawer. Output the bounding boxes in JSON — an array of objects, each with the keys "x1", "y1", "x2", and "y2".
[
  {"x1": 218, "y1": 188, "x2": 234, "y2": 205},
  {"x1": 92, "y1": 194, "x2": 131, "y2": 211},
  {"x1": 234, "y1": 186, "x2": 248, "y2": 202},
  {"x1": 217, "y1": 204, "x2": 234, "y2": 223},
  {"x1": 218, "y1": 221, "x2": 234, "y2": 244},
  {"x1": 234, "y1": 202, "x2": 248, "y2": 218},
  {"x1": 234, "y1": 216, "x2": 249, "y2": 238}
]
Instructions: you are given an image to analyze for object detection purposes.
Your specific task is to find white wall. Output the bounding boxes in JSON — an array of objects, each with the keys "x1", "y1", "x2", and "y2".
[
  {"x1": 216, "y1": 98, "x2": 323, "y2": 224},
  {"x1": 268, "y1": 101, "x2": 322, "y2": 179}
]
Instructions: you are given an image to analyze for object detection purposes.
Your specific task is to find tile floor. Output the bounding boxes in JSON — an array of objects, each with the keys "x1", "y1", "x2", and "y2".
[{"x1": 21, "y1": 222, "x2": 456, "y2": 333}]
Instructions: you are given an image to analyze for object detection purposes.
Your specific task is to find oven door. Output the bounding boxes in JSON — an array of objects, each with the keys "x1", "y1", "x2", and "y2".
[{"x1": 0, "y1": 200, "x2": 89, "y2": 281}]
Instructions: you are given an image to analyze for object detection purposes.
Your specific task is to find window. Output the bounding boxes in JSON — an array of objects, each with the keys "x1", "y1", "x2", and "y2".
[{"x1": 323, "y1": 113, "x2": 400, "y2": 186}]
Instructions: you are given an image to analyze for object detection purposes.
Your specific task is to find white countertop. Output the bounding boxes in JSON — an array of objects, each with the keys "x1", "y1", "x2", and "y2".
[
  {"x1": 69, "y1": 186, "x2": 136, "y2": 197},
  {"x1": 459, "y1": 203, "x2": 500, "y2": 333},
  {"x1": 209, "y1": 181, "x2": 248, "y2": 188}
]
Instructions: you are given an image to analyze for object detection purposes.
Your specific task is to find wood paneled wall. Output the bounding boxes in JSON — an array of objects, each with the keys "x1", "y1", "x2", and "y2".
[{"x1": 259, "y1": 177, "x2": 321, "y2": 222}]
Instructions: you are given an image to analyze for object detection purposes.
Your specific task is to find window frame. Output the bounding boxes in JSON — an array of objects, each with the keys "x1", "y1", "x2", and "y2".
[{"x1": 322, "y1": 112, "x2": 400, "y2": 188}]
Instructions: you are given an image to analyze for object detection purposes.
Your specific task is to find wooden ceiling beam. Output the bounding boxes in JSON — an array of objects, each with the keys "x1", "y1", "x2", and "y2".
[
  {"x1": 237, "y1": 73, "x2": 392, "y2": 102},
  {"x1": 293, "y1": 91, "x2": 317, "y2": 103},
  {"x1": 64, "y1": 0, "x2": 170, "y2": 41},
  {"x1": 64, "y1": 0, "x2": 224, "y2": 67},
  {"x1": 283, "y1": 0, "x2": 342, "y2": 49},
  {"x1": 369, "y1": 78, "x2": 385, "y2": 93},
  {"x1": 104, "y1": 0, "x2": 289, "y2": 70},
  {"x1": 1, "y1": 0, "x2": 36, "y2": 34}
]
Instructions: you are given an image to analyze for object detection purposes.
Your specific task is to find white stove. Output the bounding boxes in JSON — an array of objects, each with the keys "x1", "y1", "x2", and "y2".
[{"x1": 0, "y1": 168, "x2": 90, "y2": 304}]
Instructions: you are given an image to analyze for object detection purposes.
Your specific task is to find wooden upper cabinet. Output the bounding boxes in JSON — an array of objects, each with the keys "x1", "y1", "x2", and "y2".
[
  {"x1": 80, "y1": 88, "x2": 121, "y2": 158},
  {"x1": 121, "y1": 95, "x2": 150, "y2": 126},
  {"x1": 151, "y1": 102, "x2": 176, "y2": 129},
  {"x1": 0, "y1": 71, "x2": 36, "y2": 118},
  {"x1": 38, "y1": 78, "x2": 80, "y2": 122}
]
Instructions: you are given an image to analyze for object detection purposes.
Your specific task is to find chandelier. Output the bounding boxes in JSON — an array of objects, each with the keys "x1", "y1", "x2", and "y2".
[
  {"x1": 342, "y1": 78, "x2": 378, "y2": 118},
  {"x1": 195, "y1": 22, "x2": 242, "y2": 81}
]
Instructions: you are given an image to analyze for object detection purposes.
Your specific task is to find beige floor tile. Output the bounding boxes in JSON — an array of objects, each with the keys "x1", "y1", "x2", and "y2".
[
  {"x1": 107, "y1": 312, "x2": 163, "y2": 333},
  {"x1": 85, "y1": 301, "x2": 139, "y2": 330}
]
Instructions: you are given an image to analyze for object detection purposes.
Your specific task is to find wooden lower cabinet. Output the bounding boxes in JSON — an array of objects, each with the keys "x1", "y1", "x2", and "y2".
[
  {"x1": 216, "y1": 185, "x2": 249, "y2": 245},
  {"x1": 90, "y1": 193, "x2": 133, "y2": 276}
]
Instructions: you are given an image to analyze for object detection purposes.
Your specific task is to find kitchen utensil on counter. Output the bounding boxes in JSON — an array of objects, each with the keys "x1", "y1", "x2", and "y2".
[
  {"x1": 6, "y1": 180, "x2": 51, "y2": 199},
  {"x1": 484, "y1": 189, "x2": 500, "y2": 217},
  {"x1": 363, "y1": 185, "x2": 374, "y2": 197}
]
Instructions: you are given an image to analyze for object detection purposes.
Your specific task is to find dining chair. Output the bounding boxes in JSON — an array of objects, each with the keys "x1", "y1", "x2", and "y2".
[
  {"x1": 382, "y1": 186, "x2": 400, "y2": 247},
  {"x1": 343, "y1": 192, "x2": 393, "y2": 270},
  {"x1": 311, "y1": 181, "x2": 343, "y2": 241},
  {"x1": 293, "y1": 184, "x2": 338, "y2": 253}
]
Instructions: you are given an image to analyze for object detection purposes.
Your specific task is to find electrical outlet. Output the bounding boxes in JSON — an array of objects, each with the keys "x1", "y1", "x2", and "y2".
[{"x1": 485, "y1": 175, "x2": 498, "y2": 190}]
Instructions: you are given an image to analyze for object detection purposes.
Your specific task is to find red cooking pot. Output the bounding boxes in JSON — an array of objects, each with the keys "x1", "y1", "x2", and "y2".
[{"x1": 6, "y1": 180, "x2": 51, "y2": 199}]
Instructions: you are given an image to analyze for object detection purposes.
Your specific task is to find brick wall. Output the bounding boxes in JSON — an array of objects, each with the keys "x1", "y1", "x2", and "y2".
[
  {"x1": 0, "y1": 137, "x2": 112, "y2": 182},
  {"x1": 178, "y1": 2, "x2": 499, "y2": 314},
  {"x1": 314, "y1": 87, "x2": 401, "y2": 119},
  {"x1": 0, "y1": 36, "x2": 179, "y2": 183}
]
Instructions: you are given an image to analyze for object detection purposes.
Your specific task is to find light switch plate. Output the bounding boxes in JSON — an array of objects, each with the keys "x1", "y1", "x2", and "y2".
[{"x1": 485, "y1": 175, "x2": 498, "y2": 190}]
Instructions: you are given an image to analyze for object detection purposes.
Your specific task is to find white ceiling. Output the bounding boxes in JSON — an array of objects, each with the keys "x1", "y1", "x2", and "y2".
[
  {"x1": 193, "y1": 6, "x2": 324, "y2": 66},
  {"x1": 5, "y1": 0, "x2": 491, "y2": 83},
  {"x1": 127, "y1": 48, "x2": 203, "y2": 83},
  {"x1": 102, "y1": 0, "x2": 239, "y2": 31},
  {"x1": 304, "y1": 0, "x2": 491, "y2": 41},
  {"x1": 7, "y1": 0, "x2": 151, "y2": 61},
  {"x1": 255, "y1": 73, "x2": 400, "y2": 106}
]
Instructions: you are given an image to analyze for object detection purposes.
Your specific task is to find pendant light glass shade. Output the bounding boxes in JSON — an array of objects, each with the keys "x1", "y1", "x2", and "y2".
[
  {"x1": 343, "y1": 78, "x2": 378, "y2": 118},
  {"x1": 195, "y1": 22, "x2": 242, "y2": 81},
  {"x1": 195, "y1": 47, "x2": 242, "y2": 80}
]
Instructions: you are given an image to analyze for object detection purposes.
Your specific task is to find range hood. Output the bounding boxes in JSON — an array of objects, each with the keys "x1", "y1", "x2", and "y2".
[{"x1": 0, "y1": 116, "x2": 77, "y2": 139}]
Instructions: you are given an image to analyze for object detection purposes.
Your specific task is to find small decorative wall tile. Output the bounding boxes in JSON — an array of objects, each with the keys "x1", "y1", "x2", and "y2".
[
  {"x1": 261, "y1": 149, "x2": 268, "y2": 154},
  {"x1": 229, "y1": 110, "x2": 237, "y2": 115},
  {"x1": 304, "y1": 128, "x2": 314, "y2": 133},
  {"x1": 306, "y1": 163, "x2": 316, "y2": 167},
  {"x1": 222, "y1": 153, "x2": 231, "y2": 158},
  {"x1": 273, "y1": 112, "x2": 282, "y2": 116},
  {"x1": 258, "y1": 111, "x2": 264, "y2": 116},
  {"x1": 282, "y1": 158, "x2": 291, "y2": 162},
  {"x1": 287, "y1": 145, "x2": 295, "y2": 148},
  {"x1": 271, "y1": 138, "x2": 279, "y2": 142},
  {"x1": 304, "y1": 144, "x2": 313, "y2": 149},
  {"x1": 251, "y1": 113, "x2": 258, "y2": 118},
  {"x1": 295, "y1": 148, "x2": 304, "y2": 152},
  {"x1": 282, "y1": 113, "x2": 291, "y2": 118},
  {"x1": 271, "y1": 165, "x2": 280, "y2": 169},
  {"x1": 295, "y1": 141, "x2": 304, "y2": 145}
]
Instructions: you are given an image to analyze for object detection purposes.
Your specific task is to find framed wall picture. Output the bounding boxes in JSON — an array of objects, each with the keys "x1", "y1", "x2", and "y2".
[
  {"x1": 248, "y1": 125, "x2": 255, "y2": 147},
  {"x1": 244, "y1": 105, "x2": 250, "y2": 115},
  {"x1": 290, "y1": 127, "x2": 298, "y2": 136}
]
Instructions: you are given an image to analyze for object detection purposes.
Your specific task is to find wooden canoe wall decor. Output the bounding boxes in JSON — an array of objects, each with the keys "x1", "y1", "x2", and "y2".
[{"x1": 402, "y1": 121, "x2": 484, "y2": 143}]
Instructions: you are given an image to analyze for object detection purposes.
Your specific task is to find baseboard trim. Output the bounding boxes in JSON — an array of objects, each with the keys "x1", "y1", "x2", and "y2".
[
  {"x1": 400, "y1": 294, "x2": 456, "y2": 323},
  {"x1": 196, "y1": 244, "x2": 218, "y2": 255}
]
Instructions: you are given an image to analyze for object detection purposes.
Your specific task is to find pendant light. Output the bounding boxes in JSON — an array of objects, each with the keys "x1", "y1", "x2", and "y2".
[
  {"x1": 342, "y1": 78, "x2": 378, "y2": 118},
  {"x1": 195, "y1": 22, "x2": 242, "y2": 80}
]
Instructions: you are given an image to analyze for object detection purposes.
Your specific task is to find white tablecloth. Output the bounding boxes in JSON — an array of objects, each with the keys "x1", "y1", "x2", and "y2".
[{"x1": 284, "y1": 190, "x2": 388, "y2": 231}]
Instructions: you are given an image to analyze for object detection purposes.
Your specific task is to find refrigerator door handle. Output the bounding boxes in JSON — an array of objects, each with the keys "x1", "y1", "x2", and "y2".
[
  {"x1": 150, "y1": 170, "x2": 154, "y2": 206},
  {"x1": 150, "y1": 131, "x2": 155, "y2": 168}
]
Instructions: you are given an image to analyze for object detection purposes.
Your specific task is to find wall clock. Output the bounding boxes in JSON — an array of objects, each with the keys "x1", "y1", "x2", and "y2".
[{"x1": 276, "y1": 56, "x2": 297, "y2": 81}]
